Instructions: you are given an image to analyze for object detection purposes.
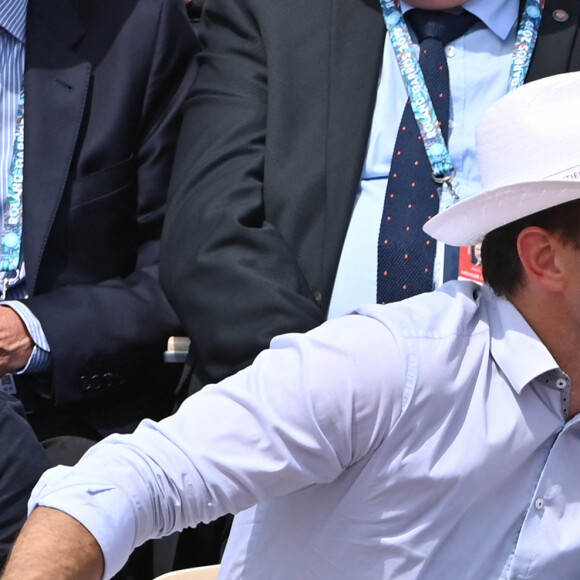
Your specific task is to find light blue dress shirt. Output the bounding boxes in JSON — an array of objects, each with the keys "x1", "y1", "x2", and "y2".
[
  {"x1": 0, "y1": 0, "x2": 51, "y2": 387},
  {"x1": 29, "y1": 281, "x2": 580, "y2": 579},
  {"x1": 328, "y1": 0, "x2": 519, "y2": 318}
]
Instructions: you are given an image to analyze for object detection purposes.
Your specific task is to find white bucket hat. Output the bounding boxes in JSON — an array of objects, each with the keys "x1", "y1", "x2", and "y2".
[{"x1": 423, "y1": 71, "x2": 580, "y2": 247}]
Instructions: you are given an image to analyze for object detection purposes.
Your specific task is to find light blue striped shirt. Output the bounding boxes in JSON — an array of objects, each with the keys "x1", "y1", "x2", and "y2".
[{"x1": 0, "y1": 0, "x2": 51, "y2": 380}]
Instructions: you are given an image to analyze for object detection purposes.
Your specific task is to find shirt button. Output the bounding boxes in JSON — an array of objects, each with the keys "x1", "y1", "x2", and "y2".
[
  {"x1": 556, "y1": 378, "x2": 567, "y2": 389},
  {"x1": 445, "y1": 45, "x2": 456, "y2": 58},
  {"x1": 535, "y1": 497, "x2": 544, "y2": 510},
  {"x1": 448, "y1": 119, "x2": 456, "y2": 129}
]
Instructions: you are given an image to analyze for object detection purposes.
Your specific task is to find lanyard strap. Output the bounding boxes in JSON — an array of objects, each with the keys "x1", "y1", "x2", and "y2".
[
  {"x1": 379, "y1": 0, "x2": 544, "y2": 190},
  {"x1": 0, "y1": 85, "x2": 24, "y2": 278},
  {"x1": 508, "y1": 1, "x2": 544, "y2": 92}
]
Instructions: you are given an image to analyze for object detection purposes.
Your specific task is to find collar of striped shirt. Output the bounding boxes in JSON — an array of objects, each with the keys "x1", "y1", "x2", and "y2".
[{"x1": 0, "y1": 0, "x2": 27, "y2": 43}]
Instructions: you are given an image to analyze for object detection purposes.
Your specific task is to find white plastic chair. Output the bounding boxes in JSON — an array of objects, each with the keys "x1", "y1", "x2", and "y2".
[{"x1": 154, "y1": 564, "x2": 221, "y2": 580}]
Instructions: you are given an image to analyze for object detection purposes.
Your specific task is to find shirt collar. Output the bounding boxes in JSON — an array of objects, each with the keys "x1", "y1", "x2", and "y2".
[
  {"x1": 0, "y1": 0, "x2": 27, "y2": 43},
  {"x1": 399, "y1": 0, "x2": 520, "y2": 41},
  {"x1": 483, "y1": 285, "x2": 560, "y2": 394}
]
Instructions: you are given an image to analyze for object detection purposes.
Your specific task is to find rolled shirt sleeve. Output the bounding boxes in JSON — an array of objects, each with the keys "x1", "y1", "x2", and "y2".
[{"x1": 28, "y1": 313, "x2": 404, "y2": 578}]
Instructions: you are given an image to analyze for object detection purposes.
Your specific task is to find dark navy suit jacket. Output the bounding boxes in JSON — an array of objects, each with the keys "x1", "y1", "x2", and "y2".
[{"x1": 14, "y1": 0, "x2": 200, "y2": 436}]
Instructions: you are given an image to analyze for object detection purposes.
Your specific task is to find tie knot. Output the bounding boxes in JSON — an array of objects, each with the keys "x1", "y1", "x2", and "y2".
[{"x1": 406, "y1": 9, "x2": 479, "y2": 45}]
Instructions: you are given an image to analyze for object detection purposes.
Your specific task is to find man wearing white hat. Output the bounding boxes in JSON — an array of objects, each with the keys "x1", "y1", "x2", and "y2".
[{"x1": 4, "y1": 72, "x2": 580, "y2": 580}]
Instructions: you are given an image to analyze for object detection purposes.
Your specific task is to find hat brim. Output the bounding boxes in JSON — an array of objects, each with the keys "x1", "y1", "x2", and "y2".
[{"x1": 422, "y1": 180, "x2": 580, "y2": 247}]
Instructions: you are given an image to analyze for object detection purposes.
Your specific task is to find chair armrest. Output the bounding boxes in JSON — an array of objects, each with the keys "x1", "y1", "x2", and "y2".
[{"x1": 164, "y1": 336, "x2": 191, "y2": 364}]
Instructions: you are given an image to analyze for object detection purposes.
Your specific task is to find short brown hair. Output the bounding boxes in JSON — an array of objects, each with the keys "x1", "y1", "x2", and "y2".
[{"x1": 481, "y1": 198, "x2": 580, "y2": 297}]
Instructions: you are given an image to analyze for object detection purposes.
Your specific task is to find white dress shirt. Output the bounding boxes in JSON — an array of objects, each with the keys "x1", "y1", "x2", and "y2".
[
  {"x1": 328, "y1": 0, "x2": 519, "y2": 318},
  {"x1": 29, "y1": 281, "x2": 580, "y2": 579}
]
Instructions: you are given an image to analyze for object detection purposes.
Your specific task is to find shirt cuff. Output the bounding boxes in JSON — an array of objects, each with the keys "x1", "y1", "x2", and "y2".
[{"x1": 29, "y1": 463, "x2": 139, "y2": 580}]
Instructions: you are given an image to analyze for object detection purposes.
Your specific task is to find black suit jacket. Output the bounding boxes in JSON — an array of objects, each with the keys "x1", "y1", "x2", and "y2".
[
  {"x1": 161, "y1": 0, "x2": 580, "y2": 385},
  {"x1": 16, "y1": 0, "x2": 199, "y2": 435}
]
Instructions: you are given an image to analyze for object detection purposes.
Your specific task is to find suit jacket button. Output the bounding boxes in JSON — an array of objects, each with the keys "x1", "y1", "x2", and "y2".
[
  {"x1": 81, "y1": 375, "x2": 92, "y2": 391},
  {"x1": 91, "y1": 375, "x2": 103, "y2": 390},
  {"x1": 103, "y1": 372, "x2": 115, "y2": 389},
  {"x1": 313, "y1": 290, "x2": 323, "y2": 306}
]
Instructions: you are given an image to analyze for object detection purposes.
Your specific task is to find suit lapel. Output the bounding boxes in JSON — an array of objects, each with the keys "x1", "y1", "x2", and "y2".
[
  {"x1": 24, "y1": 0, "x2": 89, "y2": 294},
  {"x1": 527, "y1": 0, "x2": 580, "y2": 81},
  {"x1": 323, "y1": 0, "x2": 385, "y2": 293}
]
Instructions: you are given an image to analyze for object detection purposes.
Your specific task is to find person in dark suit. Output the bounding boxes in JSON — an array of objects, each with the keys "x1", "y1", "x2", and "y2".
[
  {"x1": 160, "y1": 0, "x2": 580, "y2": 388},
  {"x1": 0, "y1": 391, "x2": 51, "y2": 569},
  {"x1": 0, "y1": 0, "x2": 198, "y2": 575},
  {"x1": 0, "y1": 0, "x2": 200, "y2": 442}
]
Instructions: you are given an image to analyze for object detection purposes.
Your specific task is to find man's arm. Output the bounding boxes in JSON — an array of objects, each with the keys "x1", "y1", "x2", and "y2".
[
  {"x1": 1, "y1": 314, "x2": 400, "y2": 578},
  {"x1": 160, "y1": 0, "x2": 326, "y2": 385},
  {"x1": 1, "y1": 508, "x2": 104, "y2": 580}
]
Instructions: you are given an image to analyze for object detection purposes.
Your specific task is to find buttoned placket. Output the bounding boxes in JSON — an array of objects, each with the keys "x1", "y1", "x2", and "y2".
[{"x1": 503, "y1": 370, "x2": 580, "y2": 580}]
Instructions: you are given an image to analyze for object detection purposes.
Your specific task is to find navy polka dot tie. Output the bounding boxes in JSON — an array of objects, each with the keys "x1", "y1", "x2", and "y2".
[{"x1": 376, "y1": 9, "x2": 478, "y2": 304}]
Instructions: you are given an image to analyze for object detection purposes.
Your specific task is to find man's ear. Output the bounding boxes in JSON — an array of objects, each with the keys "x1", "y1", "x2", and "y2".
[{"x1": 517, "y1": 226, "x2": 565, "y2": 292}]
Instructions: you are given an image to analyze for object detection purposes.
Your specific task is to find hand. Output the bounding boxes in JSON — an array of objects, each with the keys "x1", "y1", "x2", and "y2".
[{"x1": 0, "y1": 306, "x2": 33, "y2": 375}]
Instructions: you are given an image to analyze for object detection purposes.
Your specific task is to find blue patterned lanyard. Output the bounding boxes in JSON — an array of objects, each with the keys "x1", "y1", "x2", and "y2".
[
  {"x1": 0, "y1": 85, "x2": 24, "y2": 297},
  {"x1": 379, "y1": 0, "x2": 544, "y2": 197}
]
